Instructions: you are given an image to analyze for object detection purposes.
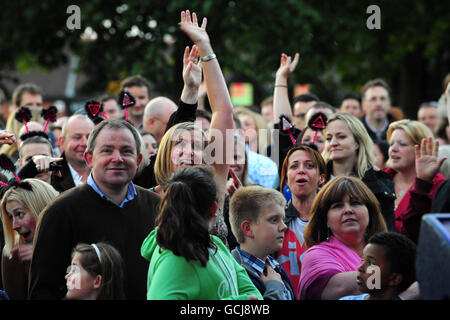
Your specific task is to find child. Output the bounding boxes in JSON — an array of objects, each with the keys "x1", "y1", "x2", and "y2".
[
  {"x1": 65, "y1": 242, "x2": 125, "y2": 300},
  {"x1": 229, "y1": 185, "x2": 296, "y2": 300},
  {"x1": 141, "y1": 166, "x2": 262, "y2": 300},
  {"x1": 340, "y1": 232, "x2": 416, "y2": 300}
]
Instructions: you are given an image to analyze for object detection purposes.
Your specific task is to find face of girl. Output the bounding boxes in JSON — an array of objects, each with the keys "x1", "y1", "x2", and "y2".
[
  {"x1": 327, "y1": 194, "x2": 370, "y2": 242},
  {"x1": 65, "y1": 252, "x2": 100, "y2": 300},
  {"x1": 325, "y1": 120, "x2": 359, "y2": 162},
  {"x1": 170, "y1": 129, "x2": 204, "y2": 172},
  {"x1": 301, "y1": 128, "x2": 325, "y2": 153},
  {"x1": 388, "y1": 129, "x2": 415, "y2": 172},
  {"x1": 6, "y1": 201, "x2": 36, "y2": 243},
  {"x1": 286, "y1": 150, "x2": 323, "y2": 198}
]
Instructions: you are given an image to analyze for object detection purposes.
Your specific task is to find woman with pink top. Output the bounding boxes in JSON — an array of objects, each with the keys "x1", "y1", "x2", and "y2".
[{"x1": 298, "y1": 176, "x2": 387, "y2": 300}]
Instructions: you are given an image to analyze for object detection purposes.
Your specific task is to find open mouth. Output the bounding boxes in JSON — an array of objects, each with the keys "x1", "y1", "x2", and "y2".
[{"x1": 20, "y1": 231, "x2": 32, "y2": 241}]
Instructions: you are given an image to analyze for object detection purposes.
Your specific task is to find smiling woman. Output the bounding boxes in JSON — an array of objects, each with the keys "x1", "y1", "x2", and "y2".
[
  {"x1": 298, "y1": 176, "x2": 387, "y2": 300},
  {"x1": 322, "y1": 112, "x2": 396, "y2": 231},
  {"x1": 1, "y1": 179, "x2": 59, "y2": 300},
  {"x1": 385, "y1": 120, "x2": 446, "y2": 243}
]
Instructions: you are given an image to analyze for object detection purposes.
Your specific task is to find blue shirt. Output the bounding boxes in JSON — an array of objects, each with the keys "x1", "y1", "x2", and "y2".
[
  {"x1": 246, "y1": 145, "x2": 279, "y2": 189},
  {"x1": 87, "y1": 173, "x2": 137, "y2": 208},
  {"x1": 237, "y1": 248, "x2": 292, "y2": 300}
]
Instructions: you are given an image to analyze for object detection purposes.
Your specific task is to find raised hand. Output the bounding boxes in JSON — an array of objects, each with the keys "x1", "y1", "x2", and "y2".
[
  {"x1": 446, "y1": 82, "x2": 450, "y2": 120},
  {"x1": 276, "y1": 53, "x2": 300, "y2": 80},
  {"x1": 0, "y1": 130, "x2": 16, "y2": 145},
  {"x1": 32, "y1": 155, "x2": 63, "y2": 172},
  {"x1": 183, "y1": 45, "x2": 202, "y2": 89},
  {"x1": 415, "y1": 137, "x2": 447, "y2": 182},
  {"x1": 226, "y1": 167, "x2": 242, "y2": 197},
  {"x1": 179, "y1": 10, "x2": 209, "y2": 46}
]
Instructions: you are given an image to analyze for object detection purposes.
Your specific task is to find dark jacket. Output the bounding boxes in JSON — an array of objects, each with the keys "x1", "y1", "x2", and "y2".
[
  {"x1": 362, "y1": 113, "x2": 396, "y2": 143},
  {"x1": 28, "y1": 184, "x2": 160, "y2": 300},
  {"x1": 266, "y1": 115, "x2": 302, "y2": 179},
  {"x1": 431, "y1": 179, "x2": 450, "y2": 213},
  {"x1": 50, "y1": 153, "x2": 76, "y2": 193},
  {"x1": 326, "y1": 162, "x2": 396, "y2": 231},
  {"x1": 285, "y1": 200, "x2": 302, "y2": 226}
]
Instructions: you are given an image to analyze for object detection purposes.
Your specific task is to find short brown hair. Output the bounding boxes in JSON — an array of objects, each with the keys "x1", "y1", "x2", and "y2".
[
  {"x1": 280, "y1": 145, "x2": 327, "y2": 191},
  {"x1": 303, "y1": 176, "x2": 387, "y2": 248},
  {"x1": 120, "y1": 75, "x2": 152, "y2": 97},
  {"x1": 12, "y1": 83, "x2": 43, "y2": 107},
  {"x1": 86, "y1": 119, "x2": 141, "y2": 155},
  {"x1": 229, "y1": 185, "x2": 286, "y2": 243},
  {"x1": 361, "y1": 78, "x2": 391, "y2": 101}
]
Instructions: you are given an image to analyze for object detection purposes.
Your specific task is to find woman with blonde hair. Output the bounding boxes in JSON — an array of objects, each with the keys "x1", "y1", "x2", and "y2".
[
  {"x1": 322, "y1": 112, "x2": 395, "y2": 231},
  {"x1": 1, "y1": 178, "x2": 59, "y2": 299},
  {"x1": 149, "y1": 9, "x2": 235, "y2": 246},
  {"x1": 385, "y1": 119, "x2": 446, "y2": 243},
  {"x1": 234, "y1": 106, "x2": 271, "y2": 154}
]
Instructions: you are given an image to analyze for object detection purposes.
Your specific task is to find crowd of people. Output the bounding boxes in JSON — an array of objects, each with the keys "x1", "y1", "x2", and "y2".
[{"x1": 0, "y1": 10, "x2": 449, "y2": 301}]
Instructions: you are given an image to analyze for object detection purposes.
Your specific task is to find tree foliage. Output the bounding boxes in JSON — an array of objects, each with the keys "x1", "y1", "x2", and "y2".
[{"x1": 1, "y1": 0, "x2": 449, "y2": 116}]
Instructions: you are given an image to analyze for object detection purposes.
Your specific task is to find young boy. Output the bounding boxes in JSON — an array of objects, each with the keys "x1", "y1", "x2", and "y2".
[
  {"x1": 229, "y1": 185, "x2": 296, "y2": 300},
  {"x1": 340, "y1": 232, "x2": 417, "y2": 300}
]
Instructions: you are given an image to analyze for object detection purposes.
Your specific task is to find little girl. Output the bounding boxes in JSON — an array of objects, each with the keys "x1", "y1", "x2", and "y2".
[{"x1": 65, "y1": 242, "x2": 125, "y2": 300}]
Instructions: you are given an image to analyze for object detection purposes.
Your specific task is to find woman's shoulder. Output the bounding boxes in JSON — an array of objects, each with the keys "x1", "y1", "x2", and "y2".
[{"x1": 363, "y1": 167, "x2": 395, "y2": 195}]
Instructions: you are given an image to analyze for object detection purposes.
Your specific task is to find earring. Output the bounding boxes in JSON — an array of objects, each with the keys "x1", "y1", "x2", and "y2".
[{"x1": 326, "y1": 227, "x2": 332, "y2": 241}]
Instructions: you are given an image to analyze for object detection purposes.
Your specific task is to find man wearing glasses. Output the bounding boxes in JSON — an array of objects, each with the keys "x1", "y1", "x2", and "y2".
[{"x1": 292, "y1": 93, "x2": 319, "y2": 129}]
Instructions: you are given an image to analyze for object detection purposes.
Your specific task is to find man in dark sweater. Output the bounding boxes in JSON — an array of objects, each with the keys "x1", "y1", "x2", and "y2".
[{"x1": 28, "y1": 119, "x2": 160, "y2": 300}]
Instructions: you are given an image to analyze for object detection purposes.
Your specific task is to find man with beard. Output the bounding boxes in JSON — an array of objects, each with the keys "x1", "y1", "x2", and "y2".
[{"x1": 361, "y1": 78, "x2": 395, "y2": 143}]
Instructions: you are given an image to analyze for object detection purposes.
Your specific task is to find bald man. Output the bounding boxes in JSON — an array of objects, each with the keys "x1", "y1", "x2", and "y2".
[
  {"x1": 142, "y1": 96, "x2": 178, "y2": 143},
  {"x1": 51, "y1": 114, "x2": 94, "y2": 192}
]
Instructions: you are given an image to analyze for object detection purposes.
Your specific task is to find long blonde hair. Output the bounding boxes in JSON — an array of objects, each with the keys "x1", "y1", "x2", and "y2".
[
  {"x1": 322, "y1": 112, "x2": 375, "y2": 179},
  {"x1": 1, "y1": 179, "x2": 59, "y2": 258},
  {"x1": 234, "y1": 107, "x2": 271, "y2": 153}
]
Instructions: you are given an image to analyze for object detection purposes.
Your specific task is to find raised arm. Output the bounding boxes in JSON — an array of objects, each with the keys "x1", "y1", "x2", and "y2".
[
  {"x1": 273, "y1": 53, "x2": 299, "y2": 121},
  {"x1": 179, "y1": 10, "x2": 234, "y2": 204},
  {"x1": 446, "y1": 82, "x2": 450, "y2": 120},
  {"x1": 398, "y1": 137, "x2": 447, "y2": 242},
  {"x1": 180, "y1": 45, "x2": 202, "y2": 104},
  {"x1": 166, "y1": 45, "x2": 202, "y2": 130}
]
